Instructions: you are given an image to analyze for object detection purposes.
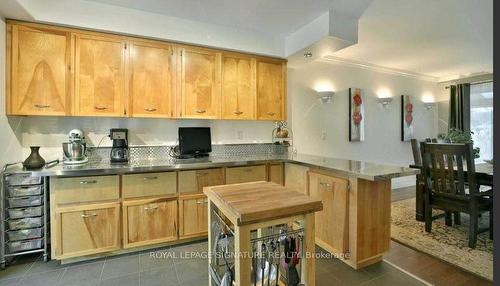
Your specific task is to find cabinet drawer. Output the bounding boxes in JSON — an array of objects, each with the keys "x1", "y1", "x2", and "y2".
[
  {"x1": 123, "y1": 198, "x2": 178, "y2": 248},
  {"x1": 56, "y1": 203, "x2": 120, "y2": 259},
  {"x1": 51, "y1": 176, "x2": 119, "y2": 205},
  {"x1": 225, "y1": 165, "x2": 267, "y2": 184},
  {"x1": 122, "y1": 172, "x2": 176, "y2": 199},
  {"x1": 178, "y1": 168, "x2": 224, "y2": 194}
]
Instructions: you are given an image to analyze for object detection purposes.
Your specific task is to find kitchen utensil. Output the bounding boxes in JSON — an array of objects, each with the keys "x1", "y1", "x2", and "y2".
[
  {"x1": 261, "y1": 243, "x2": 266, "y2": 286},
  {"x1": 62, "y1": 129, "x2": 88, "y2": 164}
]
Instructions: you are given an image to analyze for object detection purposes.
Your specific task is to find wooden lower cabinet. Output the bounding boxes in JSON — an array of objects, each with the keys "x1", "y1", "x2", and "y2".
[
  {"x1": 122, "y1": 198, "x2": 178, "y2": 248},
  {"x1": 225, "y1": 165, "x2": 266, "y2": 184},
  {"x1": 178, "y1": 168, "x2": 225, "y2": 195},
  {"x1": 55, "y1": 202, "x2": 120, "y2": 259},
  {"x1": 308, "y1": 171, "x2": 349, "y2": 256},
  {"x1": 284, "y1": 163, "x2": 309, "y2": 194},
  {"x1": 178, "y1": 194, "x2": 208, "y2": 238},
  {"x1": 268, "y1": 163, "x2": 284, "y2": 185}
]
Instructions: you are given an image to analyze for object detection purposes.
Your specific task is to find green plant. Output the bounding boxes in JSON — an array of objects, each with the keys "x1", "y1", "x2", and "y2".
[{"x1": 440, "y1": 128, "x2": 480, "y2": 158}]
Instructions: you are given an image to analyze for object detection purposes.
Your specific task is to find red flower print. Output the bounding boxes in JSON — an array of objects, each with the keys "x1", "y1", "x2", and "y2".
[
  {"x1": 353, "y1": 111, "x2": 363, "y2": 125},
  {"x1": 405, "y1": 113, "x2": 413, "y2": 125},
  {"x1": 405, "y1": 103, "x2": 413, "y2": 113},
  {"x1": 353, "y1": 94, "x2": 362, "y2": 106}
]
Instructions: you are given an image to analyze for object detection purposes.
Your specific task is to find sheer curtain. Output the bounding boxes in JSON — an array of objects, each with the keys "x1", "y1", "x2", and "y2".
[{"x1": 470, "y1": 81, "x2": 493, "y2": 162}]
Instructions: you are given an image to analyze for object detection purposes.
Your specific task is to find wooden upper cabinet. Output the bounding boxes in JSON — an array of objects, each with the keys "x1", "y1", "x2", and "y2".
[
  {"x1": 221, "y1": 54, "x2": 255, "y2": 120},
  {"x1": 8, "y1": 24, "x2": 72, "y2": 115},
  {"x1": 74, "y1": 34, "x2": 126, "y2": 117},
  {"x1": 256, "y1": 59, "x2": 286, "y2": 120},
  {"x1": 180, "y1": 47, "x2": 221, "y2": 119},
  {"x1": 129, "y1": 41, "x2": 175, "y2": 118}
]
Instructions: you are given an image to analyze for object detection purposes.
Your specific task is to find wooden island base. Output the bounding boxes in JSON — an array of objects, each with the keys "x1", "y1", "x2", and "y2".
[{"x1": 204, "y1": 182, "x2": 323, "y2": 286}]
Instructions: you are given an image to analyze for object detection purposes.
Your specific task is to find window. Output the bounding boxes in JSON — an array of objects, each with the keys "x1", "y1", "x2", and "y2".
[{"x1": 470, "y1": 81, "x2": 493, "y2": 162}]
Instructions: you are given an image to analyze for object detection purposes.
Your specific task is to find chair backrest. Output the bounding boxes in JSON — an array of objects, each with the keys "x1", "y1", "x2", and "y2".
[
  {"x1": 410, "y1": 139, "x2": 422, "y2": 166},
  {"x1": 420, "y1": 142, "x2": 477, "y2": 199}
]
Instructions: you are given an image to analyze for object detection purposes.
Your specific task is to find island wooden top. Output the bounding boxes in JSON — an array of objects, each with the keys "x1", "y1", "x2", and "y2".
[{"x1": 203, "y1": 181, "x2": 323, "y2": 226}]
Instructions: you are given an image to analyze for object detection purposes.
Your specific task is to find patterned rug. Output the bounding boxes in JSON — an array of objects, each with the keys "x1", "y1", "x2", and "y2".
[{"x1": 391, "y1": 198, "x2": 493, "y2": 281}]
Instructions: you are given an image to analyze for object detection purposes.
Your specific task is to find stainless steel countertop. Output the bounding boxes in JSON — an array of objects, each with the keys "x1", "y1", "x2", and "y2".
[{"x1": 3, "y1": 153, "x2": 418, "y2": 181}]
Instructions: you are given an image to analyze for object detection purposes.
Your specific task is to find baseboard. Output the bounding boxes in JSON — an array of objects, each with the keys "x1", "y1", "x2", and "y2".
[{"x1": 391, "y1": 175, "x2": 416, "y2": 189}]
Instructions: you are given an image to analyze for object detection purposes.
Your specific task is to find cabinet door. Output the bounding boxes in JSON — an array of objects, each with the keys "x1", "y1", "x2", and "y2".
[
  {"x1": 180, "y1": 47, "x2": 221, "y2": 119},
  {"x1": 308, "y1": 172, "x2": 348, "y2": 255},
  {"x1": 284, "y1": 163, "x2": 309, "y2": 194},
  {"x1": 221, "y1": 54, "x2": 255, "y2": 120},
  {"x1": 9, "y1": 24, "x2": 72, "y2": 115},
  {"x1": 268, "y1": 163, "x2": 284, "y2": 185},
  {"x1": 122, "y1": 172, "x2": 177, "y2": 199},
  {"x1": 256, "y1": 59, "x2": 286, "y2": 120},
  {"x1": 226, "y1": 165, "x2": 267, "y2": 184},
  {"x1": 75, "y1": 34, "x2": 126, "y2": 116},
  {"x1": 129, "y1": 41, "x2": 175, "y2": 118},
  {"x1": 178, "y1": 168, "x2": 225, "y2": 195},
  {"x1": 179, "y1": 195, "x2": 208, "y2": 238},
  {"x1": 123, "y1": 199, "x2": 178, "y2": 248},
  {"x1": 56, "y1": 203, "x2": 120, "y2": 259}
]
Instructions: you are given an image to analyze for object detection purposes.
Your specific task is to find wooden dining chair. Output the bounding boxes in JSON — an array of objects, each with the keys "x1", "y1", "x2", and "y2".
[
  {"x1": 410, "y1": 139, "x2": 425, "y2": 221},
  {"x1": 420, "y1": 142, "x2": 493, "y2": 248}
]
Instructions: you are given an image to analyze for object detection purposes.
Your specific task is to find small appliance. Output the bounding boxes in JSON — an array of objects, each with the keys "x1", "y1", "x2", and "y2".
[
  {"x1": 109, "y1": 128, "x2": 129, "y2": 163},
  {"x1": 177, "y1": 127, "x2": 212, "y2": 159},
  {"x1": 62, "y1": 129, "x2": 88, "y2": 164}
]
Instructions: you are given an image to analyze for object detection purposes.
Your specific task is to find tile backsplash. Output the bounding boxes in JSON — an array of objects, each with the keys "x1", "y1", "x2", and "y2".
[{"x1": 18, "y1": 116, "x2": 277, "y2": 161}]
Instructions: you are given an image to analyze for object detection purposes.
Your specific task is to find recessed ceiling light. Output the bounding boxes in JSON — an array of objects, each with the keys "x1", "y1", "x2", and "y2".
[{"x1": 303, "y1": 52, "x2": 313, "y2": 58}]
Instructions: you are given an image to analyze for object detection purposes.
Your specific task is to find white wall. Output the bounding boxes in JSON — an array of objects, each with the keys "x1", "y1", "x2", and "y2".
[
  {"x1": 288, "y1": 60, "x2": 440, "y2": 188},
  {"x1": 19, "y1": 117, "x2": 274, "y2": 161},
  {"x1": 0, "y1": 18, "x2": 24, "y2": 168}
]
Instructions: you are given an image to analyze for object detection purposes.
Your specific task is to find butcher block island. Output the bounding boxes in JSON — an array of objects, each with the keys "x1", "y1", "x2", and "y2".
[{"x1": 204, "y1": 182, "x2": 323, "y2": 286}]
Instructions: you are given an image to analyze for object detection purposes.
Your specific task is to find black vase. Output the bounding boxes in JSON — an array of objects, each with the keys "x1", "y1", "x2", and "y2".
[{"x1": 23, "y1": 146, "x2": 46, "y2": 170}]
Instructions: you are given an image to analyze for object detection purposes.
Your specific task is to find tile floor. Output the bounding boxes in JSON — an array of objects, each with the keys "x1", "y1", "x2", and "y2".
[{"x1": 0, "y1": 240, "x2": 425, "y2": 286}]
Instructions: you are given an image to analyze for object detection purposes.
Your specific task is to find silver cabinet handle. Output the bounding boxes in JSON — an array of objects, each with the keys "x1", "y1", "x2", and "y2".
[
  {"x1": 195, "y1": 109, "x2": 206, "y2": 114},
  {"x1": 196, "y1": 172, "x2": 208, "y2": 176},
  {"x1": 243, "y1": 169, "x2": 253, "y2": 173},
  {"x1": 80, "y1": 180, "x2": 97, "y2": 184},
  {"x1": 144, "y1": 206, "x2": 158, "y2": 211},
  {"x1": 94, "y1": 106, "x2": 108, "y2": 110},
  {"x1": 197, "y1": 200, "x2": 208, "y2": 204},
  {"x1": 34, "y1": 104, "x2": 50, "y2": 108},
  {"x1": 266, "y1": 112, "x2": 276, "y2": 116},
  {"x1": 143, "y1": 176, "x2": 158, "y2": 181},
  {"x1": 81, "y1": 213, "x2": 98, "y2": 218},
  {"x1": 233, "y1": 111, "x2": 243, "y2": 115},
  {"x1": 319, "y1": 182, "x2": 332, "y2": 188},
  {"x1": 144, "y1": 108, "x2": 157, "y2": 112}
]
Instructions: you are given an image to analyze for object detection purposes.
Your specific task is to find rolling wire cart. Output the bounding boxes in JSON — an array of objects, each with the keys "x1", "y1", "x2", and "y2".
[
  {"x1": 1, "y1": 163, "x2": 50, "y2": 269},
  {"x1": 209, "y1": 207, "x2": 305, "y2": 286}
]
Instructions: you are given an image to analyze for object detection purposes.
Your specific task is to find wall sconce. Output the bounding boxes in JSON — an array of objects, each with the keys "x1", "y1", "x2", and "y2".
[
  {"x1": 378, "y1": 97, "x2": 393, "y2": 108},
  {"x1": 424, "y1": 102, "x2": 436, "y2": 110},
  {"x1": 317, "y1": 91, "x2": 335, "y2": 103}
]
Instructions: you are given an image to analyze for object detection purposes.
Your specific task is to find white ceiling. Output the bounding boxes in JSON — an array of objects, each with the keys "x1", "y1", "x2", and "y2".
[
  {"x1": 333, "y1": 0, "x2": 493, "y2": 81},
  {"x1": 86, "y1": 0, "x2": 371, "y2": 35}
]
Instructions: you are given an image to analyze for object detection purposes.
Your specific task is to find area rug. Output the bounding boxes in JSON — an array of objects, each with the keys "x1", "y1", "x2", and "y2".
[{"x1": 391, "y1": 198, "x2": 493, "y2": 281}]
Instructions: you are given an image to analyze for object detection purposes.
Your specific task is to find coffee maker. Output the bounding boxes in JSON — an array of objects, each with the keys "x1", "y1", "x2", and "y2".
[{"x1": 109, "y1": 128, "x2": 129, "y2": 163}]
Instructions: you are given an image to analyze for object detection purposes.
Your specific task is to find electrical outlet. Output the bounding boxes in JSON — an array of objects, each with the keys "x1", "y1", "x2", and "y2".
[
  {"x1": 321, "y1": 131, "x2": 327, "y2": 140},
  {"x1": 237, "y1": 130, "x2": 243, "y2": 140}
]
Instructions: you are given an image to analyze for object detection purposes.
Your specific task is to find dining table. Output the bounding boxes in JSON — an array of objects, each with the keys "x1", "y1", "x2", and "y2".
[{"x1": 411, "y1": 162, "x2": 493, "y2": 222}]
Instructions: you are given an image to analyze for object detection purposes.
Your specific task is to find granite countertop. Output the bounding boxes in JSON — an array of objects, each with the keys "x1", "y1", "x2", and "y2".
[{"x1": 3, "y1": 152, "x2": 418, "y2": 181}]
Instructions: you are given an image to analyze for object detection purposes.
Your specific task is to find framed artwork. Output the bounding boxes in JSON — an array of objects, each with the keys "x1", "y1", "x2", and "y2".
[
  {"x1": 401, "y1": 95, "x2": 414, "y2": 141},
  {"x1": 349, "y1": 88, "x2": 365, "y2": 142}
]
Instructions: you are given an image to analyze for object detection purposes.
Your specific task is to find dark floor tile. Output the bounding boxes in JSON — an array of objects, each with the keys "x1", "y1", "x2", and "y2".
[
  {"x1": 0, "y1": 277, "x2": 20, "y2": 286},
  {"x1": 139, "y1": 266, "x2": 178, "y2": 286},
  {"x1": 57, "y1": 261, "x2": 104, "y2": 286},
  {"x1": 29, "y1": 257, "x2": 67, "y2": 274},
  {"x1": 316, "y1": 271, "x2": 342, "y2": 286},
  {"x1": 361, "y1": 270, "x2": 426, "y2": 286},
  {"x1": 99, "y1": 273, "x2": 139, "y2": 286},
  {"x1": 139, "y1": 251, "x2": 174, "y2": 272},
  {"x1": 101, "y1": 255, "x2": 139, "y2": 280},
  {"x1": 17, "y1": 269, "x2": 64, "y2": 286},
  {"x1": 170, "y1": 241, "x2": 208, "y2": 264},
  {"x1": 178, "y1": 278, "x2": 208, "y2": 286},
  {"x1": 362, "y1": 261, "x2": 402, "y2": 279},
  {"x1": 174, "y1": 259, "x2": 208, "y2": 285},
  {"x1": 0, "y1": 256, "x2": 36, "y2": 280},
  {"x1": 326, "y1": 260, "x2": 373, "y2": 286}
]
